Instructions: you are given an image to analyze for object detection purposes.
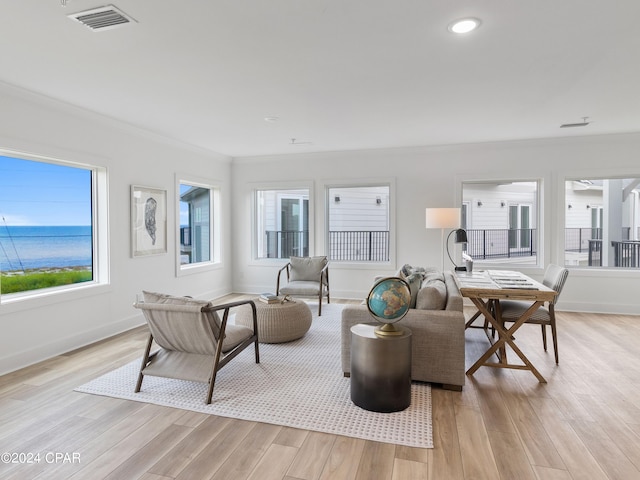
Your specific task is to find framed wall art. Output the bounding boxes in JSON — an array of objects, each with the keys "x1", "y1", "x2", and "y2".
[{"x1": 131, "y1": 185, "x2": 167, "y2": 257}]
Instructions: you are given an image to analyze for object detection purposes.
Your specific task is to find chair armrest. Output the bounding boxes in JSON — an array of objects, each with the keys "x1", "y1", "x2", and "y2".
[
  {"x1": 319, "y1": 262, "x2": 329, "y2": 285},
  {"x1": 204, "y1": 299, "x2": 257, "y2": 313},
  {"x1": 276, "y1": 263, "x2": 291, "y2": 294},
  {"x1": 205, "y1": 299, "x2": 259, "y2": 336}
]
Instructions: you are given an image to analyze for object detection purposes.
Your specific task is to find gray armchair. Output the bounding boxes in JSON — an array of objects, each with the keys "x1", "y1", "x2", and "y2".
[
  {"x1": 276, "y1": 256, "x2": 330, "y2": 315},
  {"x1": 133, "y1": 291, "x2": 259, "y2": 404}
]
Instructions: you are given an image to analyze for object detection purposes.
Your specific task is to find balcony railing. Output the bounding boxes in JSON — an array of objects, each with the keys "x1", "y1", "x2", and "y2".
[
  {"x1": 263, "y1": 228, "x2": 639, "y2": 267},
  {"x1": 588, "y1": 239, "x2": 640, "y2": 268},
  {"x1": 565, "y1": 227, "x2": 631, "y2": 253},
  {"x1": 465, "y1": 228, "x2": 536, "y2": 260},
  {"x1": 264, "y1": 230, "x2": 309, "y2": 259},
  {"x1": 263, "y1": 230, "x2": 389, "y2": 261},
  {"x1": 329, "y1": 231, "x2": 389, "y2": 262}
]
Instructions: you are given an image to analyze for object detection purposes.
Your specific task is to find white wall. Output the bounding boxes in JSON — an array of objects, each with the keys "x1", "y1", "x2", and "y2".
[
  {"x1": 0, "y1": 84, "x2": 233, "y2": 375},
  {"x1": 231, "y1": 135, "x2": 640, "y2": 315}
]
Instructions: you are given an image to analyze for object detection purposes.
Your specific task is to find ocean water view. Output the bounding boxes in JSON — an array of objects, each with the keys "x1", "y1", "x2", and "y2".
[{"x1": 0, "y1": 225, "x2": 92, "y2": 272}]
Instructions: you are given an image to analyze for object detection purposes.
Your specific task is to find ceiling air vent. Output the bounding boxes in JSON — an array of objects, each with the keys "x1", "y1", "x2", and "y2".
[
  {"x1": 560, "y1": 117, "x2": 590, "y2": 128},
  {"x1": 68, "y1": 5, "x2": 137, "y2": 32}
]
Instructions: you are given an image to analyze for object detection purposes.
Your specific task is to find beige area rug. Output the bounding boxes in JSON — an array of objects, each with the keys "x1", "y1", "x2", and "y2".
[{"x1": 75, "y1": 303, "x2": 433, "y2": 448}]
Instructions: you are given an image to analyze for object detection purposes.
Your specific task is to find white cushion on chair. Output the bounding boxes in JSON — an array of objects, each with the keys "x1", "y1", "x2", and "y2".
[{"x1": 280, "y1": 281, "x2": 324, "y2": 296}]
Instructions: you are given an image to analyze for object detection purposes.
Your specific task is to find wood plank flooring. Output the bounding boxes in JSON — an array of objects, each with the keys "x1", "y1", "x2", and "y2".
[{"x1": 1, "y1": 296, "x2": 639, "y2": 479}]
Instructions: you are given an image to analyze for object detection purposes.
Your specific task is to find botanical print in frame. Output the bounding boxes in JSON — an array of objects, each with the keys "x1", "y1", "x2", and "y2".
[{"x1": 131, "y1": 185, "x2": 167, "y2": 257}]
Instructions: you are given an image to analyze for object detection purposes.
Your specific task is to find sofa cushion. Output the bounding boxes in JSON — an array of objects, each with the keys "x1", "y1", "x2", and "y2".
[
  {"x1": 423, "y1": 270, "x2": 445, "y2": 283},
  {"x1": 416, "y1": 280, "x2": 447, "y2": 310}
]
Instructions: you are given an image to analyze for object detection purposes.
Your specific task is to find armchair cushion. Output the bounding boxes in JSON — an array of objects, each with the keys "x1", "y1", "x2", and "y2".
[
  {"x1": 289, "y1": 256, "x2": 327, "y2": 281},
  {"x1": 142, "y1": 291, "x2": 242, "y2": 348},
  {"x1": 279, "y1": 280, "x2": 324, "y2": 296}
]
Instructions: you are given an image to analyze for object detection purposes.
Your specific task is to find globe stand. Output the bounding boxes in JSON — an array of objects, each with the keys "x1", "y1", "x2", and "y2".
[{"x1": 375, "y1": 323, "x2": 404, "y2": 337}]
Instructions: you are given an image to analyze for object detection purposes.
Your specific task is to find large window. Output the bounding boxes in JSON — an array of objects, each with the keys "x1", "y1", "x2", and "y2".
[
  {"x1": 564, "y1": 178, "x2": 640, "y2": 268},
  {"x1": 461, "y1": 180, "x2": 539, "y2": 267},
  {"x1": 327, "y1": 185, "x2": 390, "y2": 262},
  {"x1": 0, "y1": 153, "x2": 101, "y2": 297},
  {"x1": 255, "y1": 188, "x2": 310, "y2": 259},
  {"x1": 178, "y1": 179, "x2": 220, "y2": 270}
]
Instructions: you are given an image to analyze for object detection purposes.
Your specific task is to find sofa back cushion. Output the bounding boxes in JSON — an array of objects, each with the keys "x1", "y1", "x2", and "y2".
[
  {"x1": 444, "y1": 273, "x2": 464, "y2": 311},
  {"x1": 416, "y1": 279, "x2": 447, "y2": 310}
]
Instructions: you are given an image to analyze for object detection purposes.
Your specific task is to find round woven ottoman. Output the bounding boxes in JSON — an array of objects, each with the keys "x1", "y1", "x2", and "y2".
[{"x1": 236, "y1": 300, "x2": 312, "y2": 343}]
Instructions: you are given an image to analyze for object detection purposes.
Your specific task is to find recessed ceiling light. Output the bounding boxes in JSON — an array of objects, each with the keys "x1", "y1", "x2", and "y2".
[
  {"x1": 264, "y1": 116, "x2": 279, "y2": 123},
  {"x1": 448, "y1": 18, "x2": 481, "y2": 34}
]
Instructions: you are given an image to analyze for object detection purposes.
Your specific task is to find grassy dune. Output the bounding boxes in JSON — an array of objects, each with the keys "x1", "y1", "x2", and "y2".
[{"x1": 0, "y1": 268, "x2": 92, "y2": 294}]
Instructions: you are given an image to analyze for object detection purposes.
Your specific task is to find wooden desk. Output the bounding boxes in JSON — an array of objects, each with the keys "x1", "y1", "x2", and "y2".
[{"x1": 454, "y1": 270, "x2": 556, "y2": 383}]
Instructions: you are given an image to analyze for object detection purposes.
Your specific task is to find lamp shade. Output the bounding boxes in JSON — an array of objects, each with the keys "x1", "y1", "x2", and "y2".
[
  {"x1": 454, "y1": 229, "x2": 468, "y2": 243},
  {"x1": 425, "y1": 208, "x2": 460, "y2": 229}
]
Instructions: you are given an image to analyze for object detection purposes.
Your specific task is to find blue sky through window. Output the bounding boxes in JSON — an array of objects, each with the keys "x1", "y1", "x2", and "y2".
[{"x1": 0, "y1": 155, "x2": 91, "y2": 226}]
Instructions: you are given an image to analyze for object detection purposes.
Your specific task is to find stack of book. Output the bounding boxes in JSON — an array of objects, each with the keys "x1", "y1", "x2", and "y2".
[{"x1": 259, "y1": 293, "x2": 281, "y2": 304}]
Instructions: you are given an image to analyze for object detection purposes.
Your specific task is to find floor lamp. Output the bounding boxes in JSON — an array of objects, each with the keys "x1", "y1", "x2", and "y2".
[{"x1": 425, "y1": 207, "x2": 461, "y2": 271}]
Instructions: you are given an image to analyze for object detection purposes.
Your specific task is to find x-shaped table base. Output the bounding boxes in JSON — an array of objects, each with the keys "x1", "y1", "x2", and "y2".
[{"x1": 466, "y1": 297, "x2": 547, "y2": 383}]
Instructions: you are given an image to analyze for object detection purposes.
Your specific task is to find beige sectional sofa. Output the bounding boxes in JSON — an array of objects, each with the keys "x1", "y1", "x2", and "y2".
[{"x1": 341, "y1": 268, "x2": 466, "y2": 390}]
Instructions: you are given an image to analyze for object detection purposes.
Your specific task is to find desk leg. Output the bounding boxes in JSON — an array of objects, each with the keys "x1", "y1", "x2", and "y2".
[
  {"x1": 465, "y1": 308, "x2": 483, "y2": 329},
  {"x1": 466, "y1": 299, "x2": 547, "y2": 383},
  {"x1": 465, "y1": 299, "x2": 495, "y2": 337}
]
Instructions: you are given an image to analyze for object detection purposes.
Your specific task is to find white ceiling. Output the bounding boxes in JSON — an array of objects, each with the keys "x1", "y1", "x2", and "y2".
[{"x1": 3, "y1": 1, "x2": 640, "y2": 157}]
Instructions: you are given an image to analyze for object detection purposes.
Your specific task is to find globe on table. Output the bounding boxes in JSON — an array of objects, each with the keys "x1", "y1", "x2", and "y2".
[{"x1": 366, "y1": 277, "x2": 411, "y2": 336}]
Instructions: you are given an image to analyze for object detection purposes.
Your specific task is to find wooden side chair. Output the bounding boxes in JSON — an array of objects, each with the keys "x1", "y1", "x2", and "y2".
[
  {"x1": 495, "y1": 264, "x2": 569, "y2": 364},
  {"x1": 133, "y1": 291, "x2": 259, "y2": 404},
  {"x1": 276, "y1": 256, "x2": 330, "y2": 315}
]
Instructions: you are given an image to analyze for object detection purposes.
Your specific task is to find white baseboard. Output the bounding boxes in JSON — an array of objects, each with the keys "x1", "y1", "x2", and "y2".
[
  {"x1": 556, "y1": 301, "x2": 640, "y2": 315},
  {"x1": 0, "y1": 313, "x2": 145, "y2": 377}
]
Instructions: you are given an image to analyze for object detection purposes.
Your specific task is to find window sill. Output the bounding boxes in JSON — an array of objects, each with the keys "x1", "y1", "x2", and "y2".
[{"x1": 0, "y1": 282, "x2": 111, "y2": 315}]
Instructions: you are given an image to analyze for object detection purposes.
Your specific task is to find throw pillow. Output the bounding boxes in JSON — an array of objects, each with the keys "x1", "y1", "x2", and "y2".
[
  {"x1": 289, "y1": 256, "x2": 327, "y2": 282},
  {"x1": 405, "y1": 273, "x2": 423, "y2": 309},
  {"x1": 416, "y1": 280, "x2": 447, "y2": 310},
  {"x1": 400, "y1": 263, "x2": 413, "y2": 277}
]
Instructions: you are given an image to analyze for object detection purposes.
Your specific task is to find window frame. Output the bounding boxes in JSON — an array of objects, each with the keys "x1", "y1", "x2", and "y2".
[
  {"x1": 0, "y1": 148, "x2": 109, "y2": 306},
  {"x1": 458, "y1": 177, "x2": 544, "y2": 270},
  {"x1": 563, "y1": 174, "x2": 640, "y2": 270},
  {"x1": 175, "y1": 174, "x2": 221, "y2": 276},
  {"x1": 324, "y1": 178, "x2": 396, "y2": 268},
  {"x1": 250, "y1": 180, "x2": 314, "y2": 263}
]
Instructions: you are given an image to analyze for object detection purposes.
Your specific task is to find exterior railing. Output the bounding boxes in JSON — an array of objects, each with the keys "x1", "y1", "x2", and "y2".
[
  {"x1": 565, "y1": 227, "x2": 630, "y2": 253},
  {"x1": 587, "y1": 239, "x2": 640, "y2": 267},
  {"x1": 263, "y1": 230, "x2": 389, "y2": 261},
  {"x1": 465, "y1": 228, "x2": 536, "y2": 260},
  {"x1": 612, "y1": 240, "x2": 640, "y2": 267},
  {"x1": 264, "y1": 230, "x2": 309, "y2": 259},
  {"x1": 263, "y1": 228, "x2": 639, "y2": 266},
  {"x1": 329, "y1": 231, "x2": 389, "y2": 262}
]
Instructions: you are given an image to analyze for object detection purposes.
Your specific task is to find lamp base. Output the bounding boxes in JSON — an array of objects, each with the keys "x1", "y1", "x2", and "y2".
[{"x1": 375, "y1": 323, "x2": 404, "y2": 337}]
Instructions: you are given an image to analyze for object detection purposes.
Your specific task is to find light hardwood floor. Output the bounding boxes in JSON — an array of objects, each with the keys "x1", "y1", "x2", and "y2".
[{"x1": 1, "y1": 296, "x2": 640, "y2": 480}]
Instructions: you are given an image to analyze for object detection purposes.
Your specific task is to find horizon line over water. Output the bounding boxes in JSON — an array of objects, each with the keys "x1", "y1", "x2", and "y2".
[{"x1": 0, "y1": 225, "x2": 92, "y2": 272}]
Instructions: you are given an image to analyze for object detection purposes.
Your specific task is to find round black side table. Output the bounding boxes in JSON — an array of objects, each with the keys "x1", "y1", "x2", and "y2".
[{"x1": 350, "y1": 323, "x2": 412, "y2": 412}]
